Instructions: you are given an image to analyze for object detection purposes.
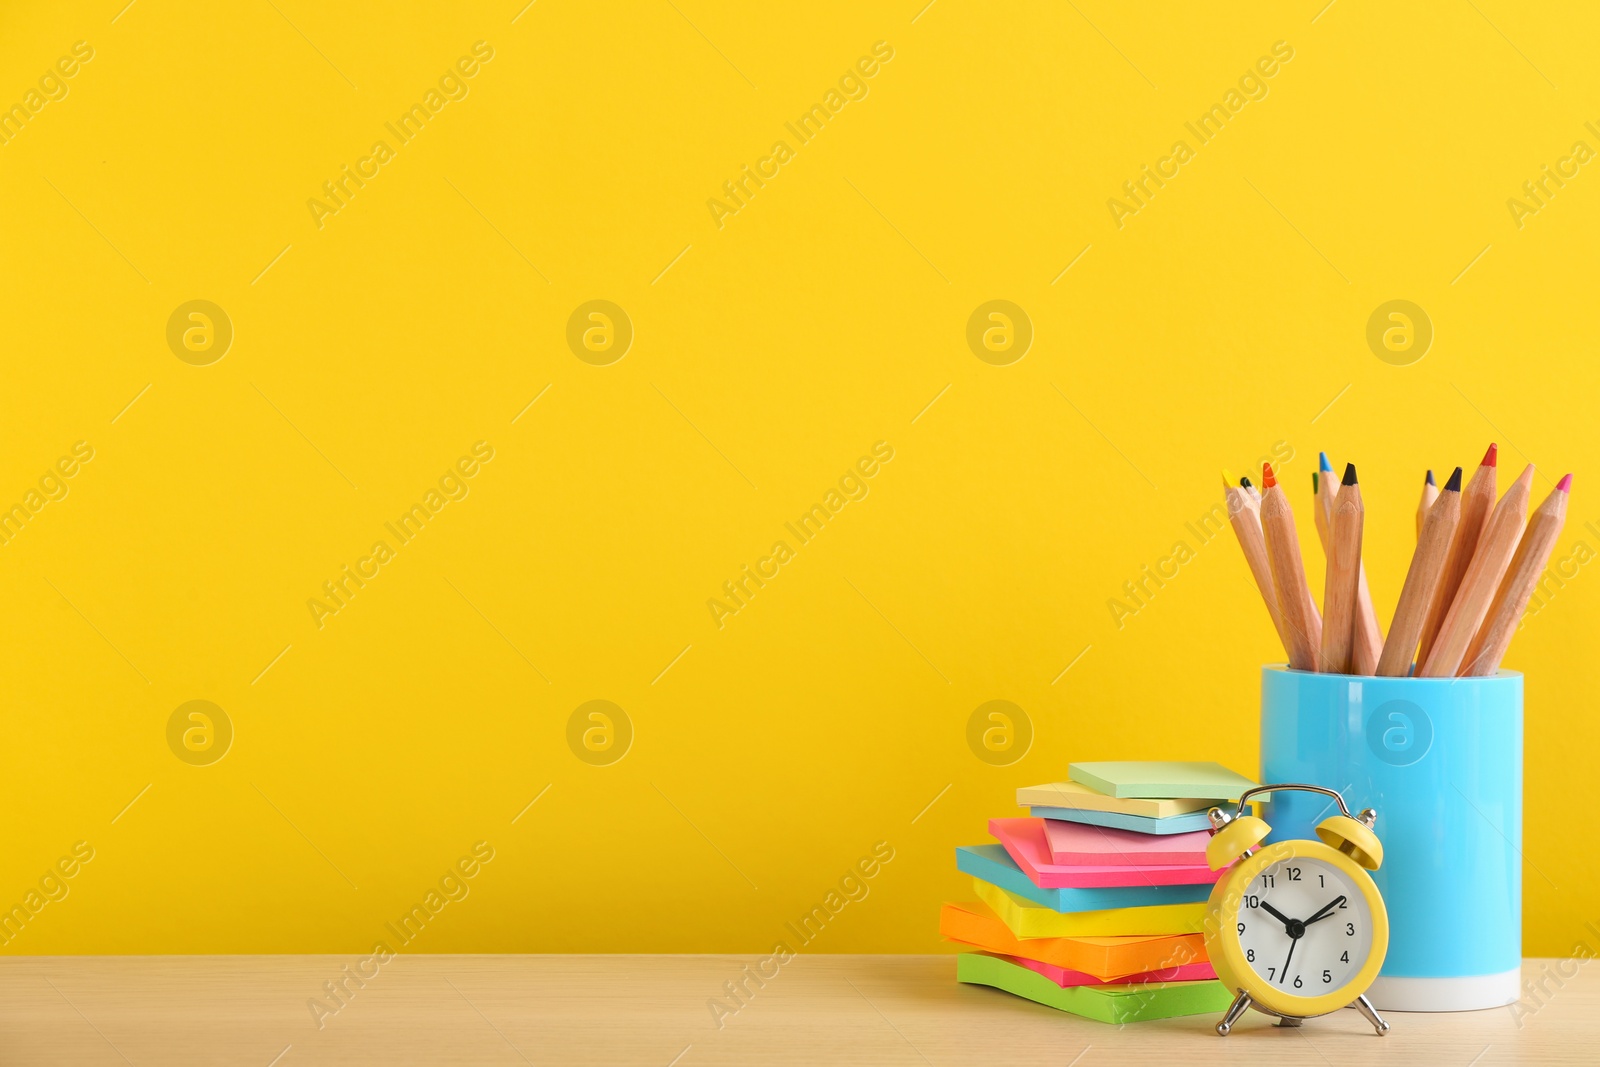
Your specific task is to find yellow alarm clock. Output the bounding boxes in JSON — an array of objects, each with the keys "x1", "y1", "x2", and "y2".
[{"x1": 1202, "y1": 783, "x2": 1390, "y2": 1036}]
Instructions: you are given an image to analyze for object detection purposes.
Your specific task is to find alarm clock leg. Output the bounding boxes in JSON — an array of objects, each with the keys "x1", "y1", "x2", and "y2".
[
  {"x1": 1215, "y1": 991, "x2": 1253, "y2": 1036},
  {"x1": 1354, "y1": 994, "x2": 1390, "y2": 1036}
]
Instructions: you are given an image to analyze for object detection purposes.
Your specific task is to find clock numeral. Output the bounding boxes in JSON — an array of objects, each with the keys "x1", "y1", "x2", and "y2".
[
  {"x1": 1246, "y1": 949, "x2": 1255, "y2": 962},
  {"x1": 1244, "y1": 895, "x2": 1260, "y2": 908},
  {"x1": 1318, "y1": 874, "x2": 1325, "y2": 887},
  {"x1": 1346, "y1": 923, "x2": 1356, "y2": 936},
  {"x1": 1341, "y1": 951, "x2": 1350, "y2": 963},
  {"x1": 1339, "y1": 898, "x2": 1348, "y2": 909},
  {"x1": 1293, "y1": 976, "x2": 1303, "y2": 989},
  {"x1": 1237, "y1": 922, "x2": 1245, "y2": 935},
  {"x1": 1261, "y1": 873, "x2": 1274, "y2": 888},
  {"x1": 1322, "y1": 969, "x2": 1332, "y2": 984},
  {"x1": 1267, "y1": 967, "x2": 1276, "y2": 980},
  {"x1": 1285, "y1": 866, "x2": 1302, "y2": 881}
]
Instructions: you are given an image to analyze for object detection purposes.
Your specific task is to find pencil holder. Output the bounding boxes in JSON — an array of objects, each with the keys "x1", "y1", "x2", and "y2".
[{"x1": 1258, "y1": 665, "x2": 1523, "y2": 1012}]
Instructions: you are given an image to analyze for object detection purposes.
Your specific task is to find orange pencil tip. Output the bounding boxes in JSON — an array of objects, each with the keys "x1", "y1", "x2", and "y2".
[
  {"x1": 1558, "y1": 473, "x2": 1573, "y2": 493},
  {"x1": 1481, "y1": 443, "x2": 1497, "y2": 467},
  {"x1": 1262, "y1": 462, "x2": 1277, "y2": 489}
]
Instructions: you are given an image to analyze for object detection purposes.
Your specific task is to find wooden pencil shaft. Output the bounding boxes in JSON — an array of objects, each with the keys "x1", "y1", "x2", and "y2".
[
  {"x1": 1320, "y1": 480, "x2": 1363, "y2": 674},
  {"x1": 1317, "y1": 461, "x2": 1381, "y2": 673},
  {"x1": 1313, "y1": 477, "x2": 1331, "y2": 552},
  {"x1": 1226, "y1": 487, "x2": 1292, "y2": 658},
  {"x1": 1261, "y1": 485, "x2": 1320, "y2": 671},
  {"x1": 1351, "y1": 564, "x2": 1384, "y2": 675},
  {"x1": 1416, "y1": 461, "x2": 1496, "y2": 667},
  {"x1": 1377, "y1": 487, "x2": 1462, "y2": 676},
  {"x1": 1417, "y1": 480, "x2": 1439, "y2": 540},
  {"x1": 1462, "y1": 485, "x2": 1569, "y2": 676},
  {"x1": 1419, "y1": 467, "x2": 1533, "y2": 677}
]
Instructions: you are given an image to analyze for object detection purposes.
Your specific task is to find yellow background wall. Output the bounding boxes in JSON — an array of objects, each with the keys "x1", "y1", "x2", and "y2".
[{"x1": 2, "y1": 0, "x2": 1597, "y2": 956}]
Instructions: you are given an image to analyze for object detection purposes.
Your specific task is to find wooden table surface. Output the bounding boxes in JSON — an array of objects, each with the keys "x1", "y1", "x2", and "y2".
[{"x1": 0, "y1": 954, "x2": 1583, "y2": 1065}]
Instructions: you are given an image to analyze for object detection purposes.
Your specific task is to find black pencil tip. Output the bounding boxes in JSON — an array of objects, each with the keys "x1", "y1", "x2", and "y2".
[
  {"x1": 1240, "y1": 475, "x2": 1253, "y2": 488},
  {"x1": 1425, "y1": 469, "x2": 1436, "y2": 486},
  {"x1": 1342, "y1": 463, "x2": 1358, "y2": 487},
  {"x1": 1444, "y1": 466, "x2": 1463, "y2": 492}
]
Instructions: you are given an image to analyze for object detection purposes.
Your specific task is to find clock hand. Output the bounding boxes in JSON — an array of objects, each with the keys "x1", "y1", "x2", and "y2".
[
  {"x1": 1304, "y1": 895, "x2": 1348, "y2": 926},
  {"x1": 1279, "y1": 935, "x2": 1297, "y2": 984},
  {"x1": 1259, "y1": 901, "x2": 1295, "y2": 929}
]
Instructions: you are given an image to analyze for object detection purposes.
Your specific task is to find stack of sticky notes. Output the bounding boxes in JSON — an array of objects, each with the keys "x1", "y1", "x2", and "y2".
[{"x1": 947, "y1": 760, "x2": 1258, "y2": 1023}]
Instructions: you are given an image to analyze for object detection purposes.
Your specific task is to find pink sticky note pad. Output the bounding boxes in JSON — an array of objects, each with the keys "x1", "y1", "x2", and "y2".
[
  {"x1": 1005, "y1": 952, "x2": 1217, "y2": 987},
  {"x1": 989, "y1": 818, "x2": 1223, "y2": 889},
  {"x1": 1042, "y1": 818, "x2": 1212, "y2": 866}
]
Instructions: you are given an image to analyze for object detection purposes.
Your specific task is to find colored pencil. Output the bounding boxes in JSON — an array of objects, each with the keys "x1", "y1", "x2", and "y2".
[
  {"x1": 1377, "y1": 467, "x2": 1462, "y2": 676},
  {"x1": 1223, "y1": 472, "x2": 1291, "y2": 659},
  {"x1": 1314, "y1": 454, "x2": 1335, "y2": 549},
  {"x1": 1315, "y1": 451, "x2": 1384, "y2": 674},
  {"x1": 1319, "y1": 464, "x2": 1364, "y2": 674},
  {"x1": 1419, "y1": 463, "x2": 1534, "y2": 677},
  {"x1": 1416, "y1": 444, "x2": 1498, "y2": 668},
  {"x1": 1462, "y1": 475, "x2": 1572, "y2": 676},
  {"x1": 1312, "y1": 473, "x2": 1327, "y2": 548},
  {"x1": 1417, "y1": 470, "x2": 1438, "y2": 540},
  {"x1": 1260, "y1": 463, "x2": 1321, "y2": 671}
]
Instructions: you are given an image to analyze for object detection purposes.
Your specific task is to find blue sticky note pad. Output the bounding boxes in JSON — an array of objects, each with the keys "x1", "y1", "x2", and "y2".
[
  {"x1": 1029, "y1": 806, "x2": 1215, "y2": 835},
  {"x1": 956, "y1": 844, "x2": 1212, "y2": 913}
]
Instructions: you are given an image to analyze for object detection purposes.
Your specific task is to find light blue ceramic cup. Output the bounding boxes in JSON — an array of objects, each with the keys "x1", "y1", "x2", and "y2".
[{"x1": 1259, "y1": 665, "x2": 1523, "y2": 1011}]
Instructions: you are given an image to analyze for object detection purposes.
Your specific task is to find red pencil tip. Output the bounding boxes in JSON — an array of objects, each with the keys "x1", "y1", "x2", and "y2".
[
  {"x1": 1558, "y1": 473, "x2": 1573, "y2": 493},
  {"x1": 1262, "y1": 462, "x2": 1277, "y2": 489},
  {"x1": 1482, "y1": 443, "x2": 1497, "y2": 467}
]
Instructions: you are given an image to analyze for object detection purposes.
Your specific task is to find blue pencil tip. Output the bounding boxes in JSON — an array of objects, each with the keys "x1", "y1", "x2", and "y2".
[{"x1": 1318, "y1": 451, "x2": 1333, "y2": 472}]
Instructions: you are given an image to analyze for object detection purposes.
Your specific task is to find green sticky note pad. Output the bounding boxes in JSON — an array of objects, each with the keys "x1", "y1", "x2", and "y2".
[
  {"x1": 1067, "y1": 761, "x2": 1257, "y2": 800},
  {"x1": 956, "y1": 953, "x2": 1232, "y2": 1023}
]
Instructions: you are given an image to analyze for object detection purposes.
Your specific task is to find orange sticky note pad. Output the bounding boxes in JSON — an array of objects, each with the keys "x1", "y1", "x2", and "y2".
[{"x1": 940, "y1": 901, "x2": 1208, "y2": 981}]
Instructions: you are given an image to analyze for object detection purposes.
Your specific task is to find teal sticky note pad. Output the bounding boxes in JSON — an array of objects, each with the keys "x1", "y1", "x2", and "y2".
[{"x1": 1067, "y1": 761, "x2": 1257, "y2": 800}]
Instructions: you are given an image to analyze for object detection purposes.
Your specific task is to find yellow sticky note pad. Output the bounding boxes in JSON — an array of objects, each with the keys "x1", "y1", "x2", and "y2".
[
  {"x1": 974, "y1": 878, "x2": 1207, "y2": 938},
  {"x1": 1016, "y1": 780, "x2": 1214, "y2": 818}
]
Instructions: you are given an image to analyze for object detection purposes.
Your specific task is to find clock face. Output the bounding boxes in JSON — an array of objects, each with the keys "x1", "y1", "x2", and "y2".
[{"x1": 1233, "y1": 855, "x2": 1374, "y2": 998}]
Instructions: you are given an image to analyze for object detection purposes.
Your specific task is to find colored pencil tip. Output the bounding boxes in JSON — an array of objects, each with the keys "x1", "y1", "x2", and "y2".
[
  {"x1": 1425, "y1": 469, "x2": 1436, "y2": 486},
  {"x1": 1444, "y1": 467, "x2": 1463, "y2": 492},
  {"x1": 1342, "y1": 463, "x2": 1358, "y2": 487},
  {"x1": 1482, "y1": 443, "x2": 1498, "y2": 467},
  {"x1": 1558, "y1": 473, "x2": 1573, "y2": 493},
  {"x1": 1241, "y1": 476, "x2": 1253, "y2": 488},
  {"x1": 1262, "y1": 462, "x2": 1277, "y2": 489},
  {"x1": 1221, "y1": 469, "x2": 1235, "y2": 490},
  {"x1": 1318, "y1": 451, "x2": 1333, "y2": 472},
  {"x1": 1311, "y1": 471, "x2": 1319, "y2": 493}
]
